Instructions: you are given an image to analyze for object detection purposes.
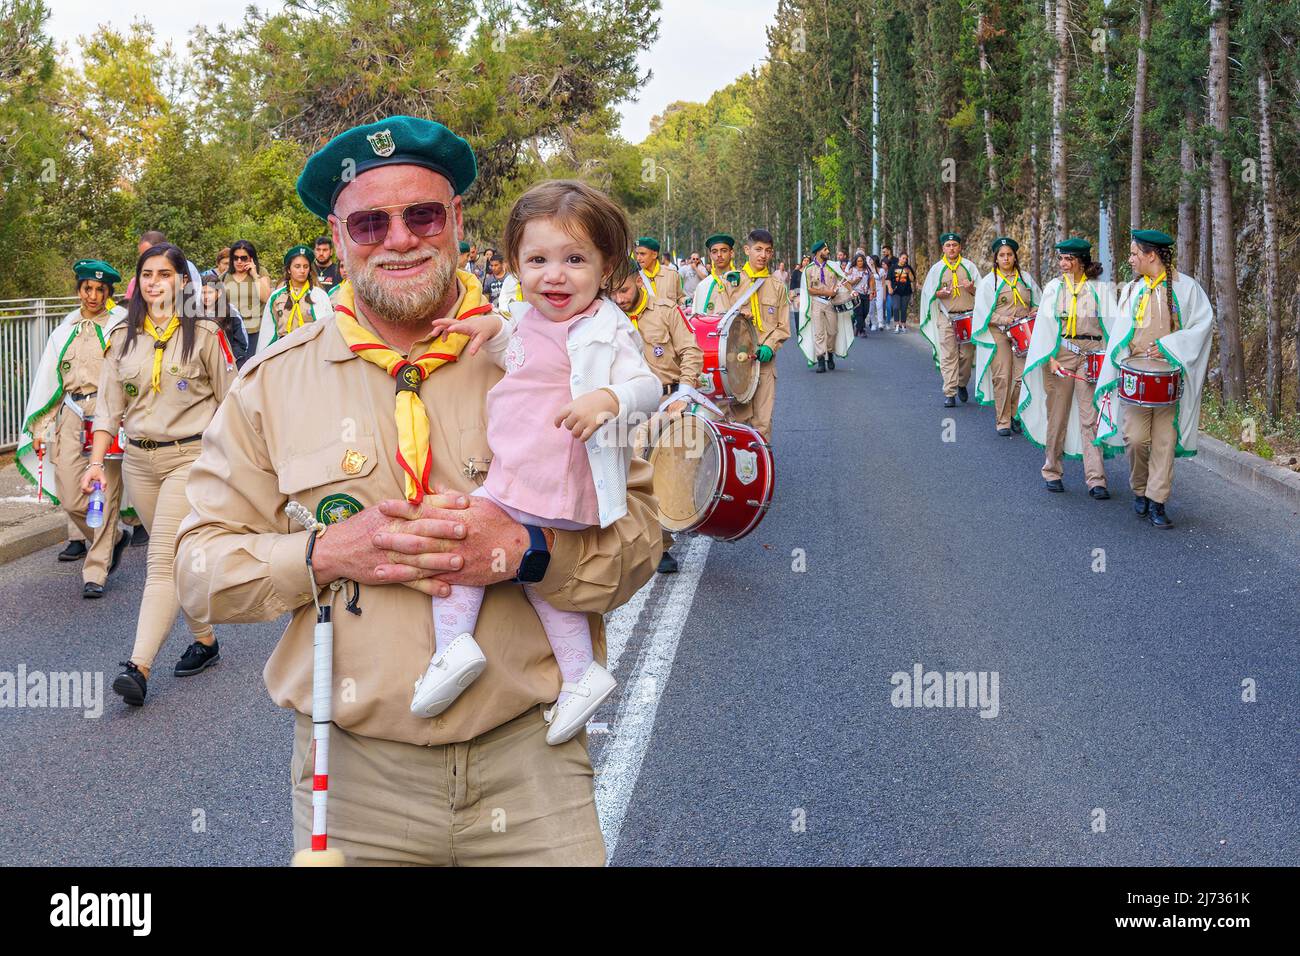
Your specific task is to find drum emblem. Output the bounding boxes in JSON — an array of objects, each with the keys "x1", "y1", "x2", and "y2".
[
  {"x1": 1122, "y1": 372, "x2": 1137, "y2": 394},
  {"x1": 733, "y1": 448, "x2": 758, "y2": 486},
  {"x1": 698, "y1": 372, "x2": 712, "y2": 390}
]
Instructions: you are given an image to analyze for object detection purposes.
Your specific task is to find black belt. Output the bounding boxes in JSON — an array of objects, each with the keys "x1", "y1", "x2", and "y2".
[
  {"x1": 128, "y1": 434, "x2": 202, "y2": 450},
  {"x1": 1065, "y1": 334, "x2": 1103, "y2": 341},
  {"x1": 68, "y1": 391, "x2": 97, "y2": 401},
  {"x1": 662, "y1": 382, "x2": 678, "y2": 396}
]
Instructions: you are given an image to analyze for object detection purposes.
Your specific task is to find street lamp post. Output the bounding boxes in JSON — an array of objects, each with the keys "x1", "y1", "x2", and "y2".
[{"x1": 655, "y1": 164, "x2": 671, "y2": 256}]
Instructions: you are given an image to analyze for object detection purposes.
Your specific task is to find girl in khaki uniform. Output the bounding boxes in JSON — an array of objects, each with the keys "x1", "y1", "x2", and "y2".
[
  {"x1": 971, "y1": 238, "x2": 1041, "y2": 435},
  {"x1": 82, "y1": 244, "x2": 238, "y2": 706}
]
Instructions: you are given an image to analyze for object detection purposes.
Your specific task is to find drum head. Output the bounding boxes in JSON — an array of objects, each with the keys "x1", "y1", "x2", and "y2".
[
  {"x1": 721, "y1": 315, "x2": 759, "y2": 404},
  {"x1": 649, "y1": 414, "x2": 720, "y2": 532},
  {"x1": 1120, "y1": 355, "x2": 1176, "y2": 374}
]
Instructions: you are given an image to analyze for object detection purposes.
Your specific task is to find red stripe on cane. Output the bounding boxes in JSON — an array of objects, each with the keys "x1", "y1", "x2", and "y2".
[
  {"x1": 312, "y1": 834, "x2": 327, "y2": 851},
  {"x1": 313, "y1": 774, "x2": 327, "y2": 791}
]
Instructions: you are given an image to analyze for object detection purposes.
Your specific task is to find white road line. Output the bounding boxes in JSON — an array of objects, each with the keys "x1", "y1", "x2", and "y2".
[
  {"x1": 603, "y1": 569, "x2": 657, "y2": 675},
  {"x1": 595, "y1": 533, "x2": 712, "y2": 861}
]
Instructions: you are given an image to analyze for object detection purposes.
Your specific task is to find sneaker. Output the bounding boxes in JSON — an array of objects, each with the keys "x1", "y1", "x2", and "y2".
[
  {"x1": 131, "y1": 525, "x2": 150, "y2": 548},
  {"x1": 83, "y1": 582, "x2": 105, "y2": 599},
  {"x1": 174, "y1": 639, "x2": 220, "y2": 677},
  {"x1": 543, "y1": 662, "x2": 617, "y2": 745},
  {"x1": 58, "y1": 540, "x2": 87, "y2": 562},
  {"x1": 657, "y1": 551, "x2": 679, "y2": 574},
  {"x1": 827, "y1": 353, "x2": 835, "y2": 371},
  {"x1": 112, "y1": 662, "x2": 147, "y2": 706},
  {"x1": 411, "y1": 633, "x2": 487, "y2": 718}
]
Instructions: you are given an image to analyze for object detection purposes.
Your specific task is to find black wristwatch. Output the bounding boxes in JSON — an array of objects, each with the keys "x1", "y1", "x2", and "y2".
[{"x1": 514, "y1": 524, "x2": 551, "y2": 583}]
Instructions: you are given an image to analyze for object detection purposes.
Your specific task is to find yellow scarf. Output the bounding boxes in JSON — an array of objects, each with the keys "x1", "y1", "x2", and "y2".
[
  {"x1": 333, "y1": 271, "x2": 488, "y2": 503},
  {"x1": 143, "y1": 316, "x2": 181, "y2": 392},
  {"x1": 642, "y1": 259, "x2": 660, "y2": 296},
  {"x1": 742, "y1": 262, "x2": 770, "y2": 332},
  {"x1": 943, "y1": 256, "x2": 963, "y2": 294},
  {"x1": 1061, "y1": 273, "x2": 1087, "y2": 338},
  {"x1": 1135, "y1": 271, "x2": 1167, "y2": 329},
  {"x1": 996, "y1": 270, "x2": 1028, "y2": 308},
  {"x1": 627, "y1": 286, "x2": 649, "y2": 328},
  {"x1": 283, "y1": 283, "x2": 311, "y2": 333}
]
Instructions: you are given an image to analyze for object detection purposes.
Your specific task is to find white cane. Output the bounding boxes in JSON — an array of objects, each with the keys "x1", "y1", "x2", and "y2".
[{"x1": 285, "y1": 500, "x2": 346, "y2": 867}]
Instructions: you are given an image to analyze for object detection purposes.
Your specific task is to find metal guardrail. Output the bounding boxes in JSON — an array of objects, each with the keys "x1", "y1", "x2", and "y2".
[{"x1": 1, "y1": 297, "x2": 81, "y2": 452}]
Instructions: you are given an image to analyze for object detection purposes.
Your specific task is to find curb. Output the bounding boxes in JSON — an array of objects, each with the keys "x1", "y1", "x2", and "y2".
[
  {"x1": 0, "y1": 512, "x2": 67, "y2": 567},
  {"x1": 1190, "y1": 434, "x2": 1300, "y2": 514}
]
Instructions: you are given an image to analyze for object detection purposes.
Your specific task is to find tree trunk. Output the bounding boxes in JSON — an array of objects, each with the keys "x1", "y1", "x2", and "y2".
[
  {"x1": 978, "y1": 10, "x2": 1004, "y2": 235},
  {"x1": 1176, "y1": 104, "x2": 1197, "y2": 273},
  {"x1": 1030, "y1": 142, "x2": 1042, "y2": 285},
  {"x1": 1129, "y1": 0, "x2": 1150, "y2": 232},
  {"x1": 945, "y1": 177, "x2": 956, "y2": 228},
  {"x1": 1257, "y1": 71, "x2": 1281, "y2": 418},
  {"x1": 1207, "y1": 0, "x2": 1245, "y2": 402},
  {"x1": 907, "y1": 201, "x2": 915, "y2": 260},
  {"x1": 925, "y1": 190, "x2": 938, "y2": 259},
  {"x1": 1051, "y1": 0, "x2": 1069, "y2": 243},
  {"x1": 1198, "y1": 183, "x2": 1212, "y2": 288}
]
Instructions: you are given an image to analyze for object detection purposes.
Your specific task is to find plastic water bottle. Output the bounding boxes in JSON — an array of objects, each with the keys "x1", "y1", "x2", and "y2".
[{"x1": 87, "y1": 482, "x2": 105, "y2": 529}]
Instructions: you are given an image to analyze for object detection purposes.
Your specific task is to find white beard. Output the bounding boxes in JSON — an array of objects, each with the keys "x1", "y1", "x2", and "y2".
[{"x1": 345, "y1": 247, "x2": 456, "y2": 325}]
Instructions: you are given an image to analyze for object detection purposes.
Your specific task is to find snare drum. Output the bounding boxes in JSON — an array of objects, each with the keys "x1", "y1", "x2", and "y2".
[
  {"x1": 684, "y1": 311, "x2": 759, "y2": 404},
  {"x1": 1083, "y1": 350, "x2": 1106, "y2": 384},
  {"x1": 1117, "y1": 356, "x2": 1181, "y2": 406},
  {"x1": 649, "y1": 411, "x2": 774, "y2": 541},
  {"x1": 1005, "y1": 317, "x2": 1034, "y2": 356},
  {"x1": 949, "y1": 311, "x2": 973, "y2": 343},
  {"x1": 832, "y1": 286, "x2": 858, "y2": 314},
  {"x1": 82, "y1": 420, "x2": 125, "y2": 460}
]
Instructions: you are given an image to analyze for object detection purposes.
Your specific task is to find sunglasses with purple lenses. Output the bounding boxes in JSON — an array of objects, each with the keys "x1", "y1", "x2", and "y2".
[{"x1": 340, "y1": 200, "x2": 451, "y2": 245}]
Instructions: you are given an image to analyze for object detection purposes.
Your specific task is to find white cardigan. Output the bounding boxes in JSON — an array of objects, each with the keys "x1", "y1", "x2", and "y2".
[{"x1": 483, "y1": 296, "x2": 661, "y2": 528}]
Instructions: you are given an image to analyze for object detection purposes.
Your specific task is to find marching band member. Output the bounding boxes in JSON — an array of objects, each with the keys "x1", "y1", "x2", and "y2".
[
  {"x1": 796, "y1": 240, "x2": 851, "y2": 373},
  {"x1": 634, "y1": 236, "x2": 684, "y2": 307},
  {"x1": 1095, "y1": 229, "x2": 1215, "y2": 529},
  {"x1": 729, "y1": 228, "x2": 790, "y2": 439},
  {"x1": 918, "y1": 232, "x2": 980, "y2": 406},
  {"x1": 83, "y1": 243, "x2": 237, "y2": 705},
  {"x1": 255, "y1": 244, "x2": 336, "y2": 355},
  {"x1": 18, "y1": 260, "x2": 131, "y2": 597},
  {"x1": 692, "y1": 233, "x2": 739, "y2": 315},
  {"x1": 1018, "y1": 238, "x2": 1117, "y2": 496},
  {"x1": 971, "y1": 237, "x2": 1041, "y2": 436}
]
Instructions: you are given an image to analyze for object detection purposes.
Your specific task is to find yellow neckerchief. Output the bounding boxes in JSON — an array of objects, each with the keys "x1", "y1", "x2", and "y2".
[
  {"x1": 642, "y1": 259, "x2": 660, "y2": 295},
  {"x1": 1060, "y1": 272, "x2": 1087, "y2": 338},
  {"x1": 742, "y1": 261, "x2": 770, "y2": 332},
  {"x1": 283, "y1": 282, "x2": 311, "y2": 333},
  {"x1": 996, "y1": 269, "x2": 1028, "y2": 308},
  {"x1": 943, "y1": 255, "x2": 963, "y2": 293},
  {"x1": 626, "y1": 286, "x2": 649, "y2": 328},
  {"x1": 142, "y1": 315, "x2": 181, "y2": 392},
  {"x1": 514, "y1": 281, "x2": 524, "y2": 302},
  {"x1": 1135, "y1": 271, "x2": 1167, "y2": 329},
  {"x1": 333, "y1": 271, "x2": 487, "y2": 503}
]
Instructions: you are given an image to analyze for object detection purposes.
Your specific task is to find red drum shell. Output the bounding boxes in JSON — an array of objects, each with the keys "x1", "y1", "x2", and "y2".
[
  {"x1": 82, "y1": 420, "x2": 125, "y2": 460},
  {"x1": 1006, "y1": 317, "x2": 1034, "y2": 356},
  {"x1": 1083, "y1": 350, "x2": 1105, "y2": 383},
  {"x1": 950, "y1": 312, "x2": 973, "y2": 343},
  {"x1": 1117, "y1": 357, "x2": 1181, "y2": 407}
]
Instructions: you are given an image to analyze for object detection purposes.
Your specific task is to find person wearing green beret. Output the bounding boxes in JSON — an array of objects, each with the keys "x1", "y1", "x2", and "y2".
[
  {"x1": 255, "y1": 244, "x2": 336, "y2": 355},
  {"x1": 918, "y1": 233, "x2": 981, "y2": 403},
  {"x1": 971, "y1": 237, "x2": 1042, "y2": 435},
  {"x1": 730, "y1": 228, "x2": 791, "y2": 435},
  {"x1": 1093, "y1": 229, "x2": 1215, "y2": 528},
  {"x1": 692, "y1": 233, "x2": 740, "y2": 314},
  {"x1": 17, "y1": 259, "x2": 132, "y2": 597},
  {"x1": 796, "y1": 240, "x2": 854, "y2": 371},
  {"x1": 634, "y1": 236, "x2": 684, "y2": 308},
  {"x1": 457, "y1": 240, "x2": 471, "y2": 270}
]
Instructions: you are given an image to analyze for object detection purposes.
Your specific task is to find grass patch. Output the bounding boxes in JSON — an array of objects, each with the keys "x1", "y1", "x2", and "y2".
[{"x1": 1200, "y1": 393, "x2": 1300, "y2": 468}]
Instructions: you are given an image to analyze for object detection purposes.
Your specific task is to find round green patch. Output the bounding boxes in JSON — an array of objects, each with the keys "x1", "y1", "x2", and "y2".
[
  {"x1": 316, "y1": 493, "x2": 363, "y2": 525},
  {"x1": 60, "y1": 360, "x2": 72, "y2": 372},
  {"x1": 123, "y1": 382, "x2": 138, "y2": 397}
]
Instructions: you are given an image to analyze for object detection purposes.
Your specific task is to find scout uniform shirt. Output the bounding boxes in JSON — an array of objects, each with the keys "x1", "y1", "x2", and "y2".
[
  {"x1": 732, "y1": 271, "x2": 792, "y2": 352},
  {"x1": 692, "y1": 268, "x2": 739, "y2": 315},
  {"x1": 93, "y1": 320, "x2": 238, "y2": 442},
  {"x1": 31, "y1": 308, "x2": 123, "y2": 438},
  {"x1": 173, "y1": 282, "x2": 663, "y2": 747},
  {"x1": 937, "y1": 259, "x2": 976, "y2": 314},
  {"x1": 261, "y1": 282, "x2": 335, "y2": 348},
  {"x1": 1127, "y1": 280, "x2": 1175, "y2": 354},
  {"x1": 641, "y1": 261, "x2": 684, "y2": 307},
  {"x1": 1052, "y1": 276, "x2": 1104, "y2": 349},
  {"x1": 632, "y1": 297, "x2": 702, "y2": 392}
]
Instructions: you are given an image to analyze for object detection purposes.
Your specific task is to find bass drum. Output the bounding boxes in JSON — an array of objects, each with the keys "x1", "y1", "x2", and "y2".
[{"x1": 685, "y1": 311, "x2": 759, "y2": 405}]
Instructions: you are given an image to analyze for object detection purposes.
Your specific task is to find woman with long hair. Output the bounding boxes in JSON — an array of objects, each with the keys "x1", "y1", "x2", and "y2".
[
  {"x1": 847, "y1": 252, "x2": 873, "y2": 337},
  {"x1": 255, "y1": 244, "x2": 335, "y2": 355},
  {"x1": 223, "y1": 239, "x2": 272, "y2": 352},
  {"x1": 82, "y1": 243, "x2": 238, "y2": 706},
  {"x1": 970, "y1": 237, "x2": 1042, "y2": 436}
]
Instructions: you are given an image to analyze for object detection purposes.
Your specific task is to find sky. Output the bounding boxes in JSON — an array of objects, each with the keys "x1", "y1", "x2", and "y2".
[{"x1": 44, "y1": 0, "x2": 777, "y2": 145}]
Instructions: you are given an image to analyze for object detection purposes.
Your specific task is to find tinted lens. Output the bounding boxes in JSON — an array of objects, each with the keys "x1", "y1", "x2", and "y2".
[
  {"x1": 402, "y1": 202, "x2": 447, "y2": 237},
  {"x1": 347, "y1": 209, "x2": 390, "y2": 245}
]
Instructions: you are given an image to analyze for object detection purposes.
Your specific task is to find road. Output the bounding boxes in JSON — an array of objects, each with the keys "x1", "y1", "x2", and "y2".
[{"x1": 1, "y1": 326, "x2": 1296, "y2": 866}]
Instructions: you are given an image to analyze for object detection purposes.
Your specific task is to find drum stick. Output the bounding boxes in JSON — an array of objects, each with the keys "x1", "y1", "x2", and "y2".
[{"x1": 36, "y1": 447, "x2": 44, "y2": 502}]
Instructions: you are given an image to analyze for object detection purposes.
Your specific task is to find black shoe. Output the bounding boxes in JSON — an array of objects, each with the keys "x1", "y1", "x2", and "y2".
[
  {"x1": 113, "y1": 662, "x2": 147, "y2": 706},
  {"x1": 1148, "y1": 502, "x2": 1174, "y2": 529},
  {"x1": 131, "y1": 525, "x2": 150, "y2": 547},
  {"x1": 957, "y1": 386, "x2": 969, "y2": 403},
  {"x1": 83, "y1": 582, "x2": 105, "y2": 599},
  {"x1": 1045, "y1": 479, "x2": 1065, "y2": 493},
  {"x1": 58, "y1": 540, "x2": 87, "y2": 562},
  {"x1": 816, "y1": 357, "x2": 827, "y2": 373},
  {"x1": 109, "y1": 530, "x2": 130, "y2": 575},
  {"x1": 827, "y1": 353, "x2": 835, "y2": 370},
  {"x1": 174, "y1": 639, "x2": 220, "y2": 677},
  {"x1": 1010, "y1": 419, "x2": 1023, "y2": 434},
  {"x1": 943, "y1": 395, "x2": 956, "y2": 408},
  {"x1": 996, "y1": 428, "x2": 1011, "y2": 437},
  {"x1": 1133, "y1": 495, "x2": 1149, "y2": 516},
  {"x1": 1088, "y1": 485, "x2": 1111, "y2": 500},
  {"x1": 657, "y1": 551, "x2": 679, "y2": 574}
]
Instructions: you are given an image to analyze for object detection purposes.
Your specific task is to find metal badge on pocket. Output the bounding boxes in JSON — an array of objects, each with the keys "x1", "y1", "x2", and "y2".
[{"x1": 462, "y1": 456, "x2": 492, "y2": 481}]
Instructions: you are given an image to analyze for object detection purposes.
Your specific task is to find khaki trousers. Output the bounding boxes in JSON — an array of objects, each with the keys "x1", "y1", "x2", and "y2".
[
  {"x1": 988, "y1": 327, "x2": 1025, "y2": 430},
  {"x1": 811, "y1": 299, "x2": 838, "y2": 356},
  {"x1": 1041, "y1": 346, "x2": 1106, "y2": 486},
  {"x1": 121, "y1": 441, "x2": 212, "y2": 668},
  {"x1": 53, "y1": 401, "x2": 123, "y2": 585},
  {"x1": 1124, "y1": 404, "x2": 1178, "y2": 503},
  {"x1": 937, "y1": 317, "x2": 974, "y2": 395},
  {"x1": 291, "y1": 707, "x2": 605, "y2": 866},
  {"x1": 730, "y1": 362, "x2": 777, "y2": 441}
]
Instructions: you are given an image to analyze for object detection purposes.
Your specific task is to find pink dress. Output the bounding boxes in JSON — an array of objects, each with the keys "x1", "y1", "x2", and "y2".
[{"x1": 482, "y1": 305, "x2": 601, "y2": 527}]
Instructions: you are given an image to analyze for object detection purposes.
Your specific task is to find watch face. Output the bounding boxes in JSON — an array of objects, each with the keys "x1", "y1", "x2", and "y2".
[{"x1": 519, "y1": 549, "x2": 550, "y2": 583}]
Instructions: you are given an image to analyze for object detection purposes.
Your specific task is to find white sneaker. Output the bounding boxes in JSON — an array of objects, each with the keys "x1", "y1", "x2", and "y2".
[
  {"x1": 542, "y1": 662, "x2": 616, "y2": 745},
  {"x1": 410, "y1": 633, "x2": 487, "y2": 718}
]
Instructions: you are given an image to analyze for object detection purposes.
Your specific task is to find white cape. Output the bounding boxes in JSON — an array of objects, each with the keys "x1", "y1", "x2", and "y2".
[
  {"x1": 970, "y1": 269, "x2": 1042, "y2": 406},
  {"x1": 255, "y1": 284, "x2": 336, "y2": 355},
  {"x1": 795, "y1": 259, "x2": 854, "y2": 364},
  {"x1": 917, "y1": 256, "x2": 981, "y2": 378}
]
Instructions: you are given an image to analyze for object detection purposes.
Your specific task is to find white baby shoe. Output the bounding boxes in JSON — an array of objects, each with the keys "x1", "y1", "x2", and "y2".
[
  {"x1": 410, "y1": 633, "x2": 487, "y2": 718},
  {"x1": 542, "y1": 662, "x2": 616, "y2": 745}
]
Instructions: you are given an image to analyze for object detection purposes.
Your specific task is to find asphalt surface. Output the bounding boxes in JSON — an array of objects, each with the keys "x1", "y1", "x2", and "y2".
[{"x1": 0, "y1": 323, "x2": 1295, "y2": 866}]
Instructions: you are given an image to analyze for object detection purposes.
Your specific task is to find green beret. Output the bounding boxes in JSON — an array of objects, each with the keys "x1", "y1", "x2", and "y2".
[
  {"x1": 1132, "y1": 228, "x2": 1174, "y2": 248},
  {"x1": 73, "y1": 259, "x2": 121, "y2": 285},
  {"x1": 1055, "y1": 237, "x2": 1092, "y2": 257},
  {"x1": 458, "y1": 241, "x2": 470, "y2": 254},
  {"x1": 810, "y1": 240, "x2": 827, "y2": 255},
  {"x1": 283, "y1": 244, "x2": 312, "y2": 268},
  {"x1": 296, "y1": 115, "x2": 478, "y2": 220},
  {"x1": 990, "y1": 237, "x2": 1019, "y2": 254},
  {"x1": 635, "y1": 237, "x2": 660, "y2": 253},
  {"x1": 705, "y1": 233, "x2": 735, "y2": 250},
  {"x1": 940, "y1": 232, "x2": 962, "y2": 244}
]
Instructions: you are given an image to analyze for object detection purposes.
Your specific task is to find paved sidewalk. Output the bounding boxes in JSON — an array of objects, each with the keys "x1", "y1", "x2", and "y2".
[{"x1": 0, "y1": 455, "x2": 68, "y2": 564}]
